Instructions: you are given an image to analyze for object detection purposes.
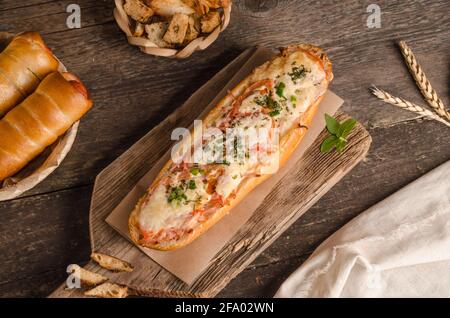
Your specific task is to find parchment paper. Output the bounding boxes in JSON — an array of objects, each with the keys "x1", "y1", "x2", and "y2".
[{"x1": 106, "y1": 49, "x2": 344, "y2": 284}]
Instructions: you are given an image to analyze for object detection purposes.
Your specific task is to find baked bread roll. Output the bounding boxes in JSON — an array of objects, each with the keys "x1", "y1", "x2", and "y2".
[
  {"x1": 129, "y1": 44, "x2": 333, "y2": 250},
  {"x1": 0, "y1": 32, "x2": 59, "y2": 116},
  {"x1": 0, "y1": 71, "x2": 93, "y2": 182}
]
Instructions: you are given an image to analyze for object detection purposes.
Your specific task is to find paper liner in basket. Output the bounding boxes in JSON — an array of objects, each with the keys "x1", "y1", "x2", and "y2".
[
  {"x1": 0, "y1": 32, "x2": 79, "y2": 201},
  {"x1": 114, "y1": 0, "x2": 232, "y2": 58}
]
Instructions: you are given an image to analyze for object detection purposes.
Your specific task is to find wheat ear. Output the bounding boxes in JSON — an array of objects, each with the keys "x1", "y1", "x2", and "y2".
[
  {"x1": 370, "y1": 86, "x2": 450, "y2": 128},
  {"x1": 398, "y1": 41, "x2": 450, "y2": 121}
]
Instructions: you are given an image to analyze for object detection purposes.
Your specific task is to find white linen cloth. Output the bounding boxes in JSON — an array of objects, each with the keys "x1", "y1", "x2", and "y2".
[{"x1": 275, "y1": 160, "x2": 450, "y2": 298}]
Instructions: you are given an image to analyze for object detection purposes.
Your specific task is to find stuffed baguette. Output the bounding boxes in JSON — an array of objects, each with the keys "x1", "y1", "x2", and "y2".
[
  {"x1": 0, "y1": 71, "x2": 93, "y2": 182},
  {"x1": 129, "y1": 44, "x2": 333, "y2": 250},
  {"x1": 0, "y1": 32, "x2": 59, "y2": 116}
]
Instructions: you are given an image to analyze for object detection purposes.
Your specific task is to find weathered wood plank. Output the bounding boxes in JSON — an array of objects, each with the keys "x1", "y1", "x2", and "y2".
[
  {"x1": 1, "y1": 118, "x2": 449, "y2": 297},
  {"x1": 218, "y1": 254, "x2": 311, "y2": 298},
  {"x1": 0, "y1": 1, "x2": 114, "y2": 32},
  {"x1": 0, "y1": 0, "x2": 449, "y2": 298},
  {"x1": 0, "y1": 1, "x2": 60, "y2": 12},
  {"x1": 0, "y1": 185, "x2": 92, "y2": 297}
]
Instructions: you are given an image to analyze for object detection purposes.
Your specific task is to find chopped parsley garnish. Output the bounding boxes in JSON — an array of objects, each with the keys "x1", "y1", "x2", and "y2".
[
  {"x1": 255, "y1": 95, "x2": 267, "y2": 106},
  {"x1": 232, "y1": 175, "x2": 238, "y2": 179},
  {"x1": 266, "y1": 95, "x2": 280, "y2": 110},
  {"x1": 168, "y1": 186, "x2": 187, "y2": 204},
  {"x1": 190, "y1": 167, "x2": 200, "y2": 175},
  {"x1": 266, "y1": 94, "x2": 282, "y2": 117},
  {"x1": 288, "y1": 65, "x2": 309, "y2": 83},
  {"x1": 255, "y1": 95, "x2": 280, "y2": 110},
  {"x1": 269, "y1": 110, "x2": 280, "y2": 117},
  {"x1": 187, "y1": 180, "x2": 197, "y2": 190},
  {"x1": 275, "y1": 82, "x2": 286, "y2": 99},
  {"x1": 290, "y1": 95, "x2": 297, "y2": 108},
  {"x1": 254, "y1": 93, "x2": 282, "y2": 117}
]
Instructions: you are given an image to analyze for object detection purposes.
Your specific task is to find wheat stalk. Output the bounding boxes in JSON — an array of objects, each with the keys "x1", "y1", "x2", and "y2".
[
  {"x1": 370, "y1": 86, "x2": 450, "y2": 128},
  {"x1": 398, "y1": 40, "x2": 450, "y2": 121}
]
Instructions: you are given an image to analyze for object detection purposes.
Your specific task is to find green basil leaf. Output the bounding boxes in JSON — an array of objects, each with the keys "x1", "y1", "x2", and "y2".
[
  {"x1": 168, "y1": 186, "x2": 187, "y2": 203},
  {"x1": 336, "y1": 139, "x2": 347, "y2": 153},
  {"x1": 190, "y1": 167, "x2": 200, "y2": 175},
  {"x1": 275, "y1": 82, "x2": 286, "y2": 98},
  {"x1": 269, "y1": 110, "x2": 280, "y2": 117},
  {"x1": 188, "y1": 180, "x2": 196, "y2": 190},
  {"x1": 320, "y1": 135, "x2": 338, "y2": 153},
  {"x1": 325, "y1": 113, "x2": 340, "y2": 135},
  {"x1": 338, "y1": 118, "x2": 357, "y2": 138},
  {"x1": 290, "y1": 95, "x2": 297, "y2": 108}
]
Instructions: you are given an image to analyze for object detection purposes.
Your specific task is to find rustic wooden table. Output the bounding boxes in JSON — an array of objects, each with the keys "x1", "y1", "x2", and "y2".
[{"x1": 0, "y1": 0, "x2": 449, "y2": 298}]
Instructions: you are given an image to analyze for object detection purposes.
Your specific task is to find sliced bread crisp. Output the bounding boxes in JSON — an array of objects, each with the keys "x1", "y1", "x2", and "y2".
[
  {"x1": 145, "y1": 22, "x2": 172, "y2": 48},
  {"x1": 133, "y1": 22, "x2": 145, "y2": 37},
  {"x1": 84, "y1": 283, "x2": 128, "y2": 298},
  {"x1": 163, "y1": 13, "x2": 190, "y2": 45},
  {"x1": 200, "y1": 11, "x2": 221, "y2": 33},
  {"x1": 124, "y1": 0, "x2": 154, "y2": 23},
  {"x1": 183, "y1": 15, "x2": 200, "y2": 45},
  {"x1": 67, "y1": 264, "x2": 107, "y2": 286},
  {"x1": 91, "y1": 252, "x2": 134, "y2": 273},
  {"x1": 147, "y1": 0, "x2": 194, "y2": 17}
]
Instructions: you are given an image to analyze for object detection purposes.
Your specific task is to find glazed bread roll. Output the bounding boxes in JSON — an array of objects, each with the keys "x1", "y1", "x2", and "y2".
[
  {"x1": 0, "y1": 32, "x2": 59, "y2": 116},
  {"x1": 0, "y1": 71, "x2": 93, "y2": 182},
  {"x1": 129, "y1": 44, "x2": 333, "y2": 250}
]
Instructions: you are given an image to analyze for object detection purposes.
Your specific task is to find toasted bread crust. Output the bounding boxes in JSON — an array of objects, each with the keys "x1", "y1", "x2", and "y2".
[
  {"x1": 129, "y1": 44, "x2": 333, "y2": 250},
  {"x1": 90, "y1": 252, "x2": 134, "y2": 272},
  {"x1": 84, "y1": 282, "x2": 128, "y2": 298}
]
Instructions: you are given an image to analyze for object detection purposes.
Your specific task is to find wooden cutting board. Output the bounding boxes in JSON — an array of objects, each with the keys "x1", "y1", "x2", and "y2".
[{"x1": 50, "y1": 47, "x2": 371, "y2": 298}]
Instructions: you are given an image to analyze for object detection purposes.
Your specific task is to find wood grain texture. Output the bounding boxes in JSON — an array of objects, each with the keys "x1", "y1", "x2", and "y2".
[
  {"x1": 0, "y1": 0, "x2": 449, "y2": 297},
  {"x1": 48, "y1": 46, "x2": 371, "y2": 297},
  {"x1": 3, "y1": 118, "x2": 449, "y2": 298}
]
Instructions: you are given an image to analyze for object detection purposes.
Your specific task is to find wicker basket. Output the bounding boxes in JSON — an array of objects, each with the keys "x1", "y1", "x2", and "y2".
[
  {"x1": 114, "y1": 0, "x2": 232, "y2": 58},
  {"x1": 0, "y1": 32, "x2": 79, "y2": 201}
]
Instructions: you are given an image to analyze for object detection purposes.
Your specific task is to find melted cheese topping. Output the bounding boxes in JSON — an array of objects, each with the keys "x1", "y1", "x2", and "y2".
[
  {"x1": 138, "y1": 49, "x2": 328, "y2": 238},
  {"x1": 139, "y1": 171, "x2": 212, "y2": 232},
  {"x1": 139, "y1": 184, "x2": 193, "y2": 231},
  {"x1": 216, "y1": 161, "x2": 249, "y2": 198}
]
